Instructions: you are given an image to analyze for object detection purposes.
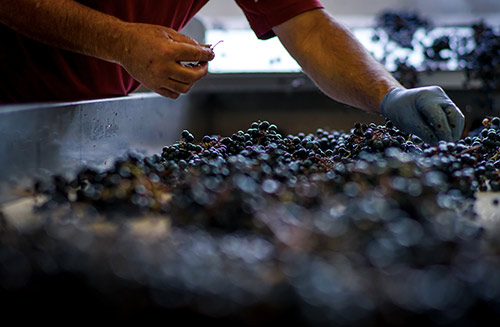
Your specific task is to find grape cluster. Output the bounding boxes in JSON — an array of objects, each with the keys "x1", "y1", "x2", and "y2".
[
  {"x1": 10, "y1": 117, "x2": 497, "y2": 325},
  {"x1": 425, "y1": 36, "x2": 452, "y2": 62},
  {"x1": 461, "y1": 22, "x2": 500, "y2": 110},
  {"x1": 392, "y1": 59, "x2": 420, "y2": 88},
  {"x1": 375, "y1": 11, "x2": 500, "y2": 107},
  {"x1": 376, "y1": 11, "x2": 430, "y2": 49}
]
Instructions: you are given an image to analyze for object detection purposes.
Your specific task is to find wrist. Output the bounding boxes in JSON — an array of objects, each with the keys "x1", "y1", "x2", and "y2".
[
  {"x1": 380, "y1": 87, "x2": 404, "y2": 117},
  {"x1": 97, "y1": 19, "x2": 131, "y2": 64}
]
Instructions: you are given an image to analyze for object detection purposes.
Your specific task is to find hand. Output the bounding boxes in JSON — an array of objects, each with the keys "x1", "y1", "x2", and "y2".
[
  {"x1": 380, "y1": 86, "x2": 465, "y2": 145},
  {"x1": 117, "y1": 23, "x2": 215, "y2": 99}
]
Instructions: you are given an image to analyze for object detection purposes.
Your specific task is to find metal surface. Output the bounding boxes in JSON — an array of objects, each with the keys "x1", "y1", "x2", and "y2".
[{"x1": 0, "y1": 93, "x2": 205, "y2": 203}]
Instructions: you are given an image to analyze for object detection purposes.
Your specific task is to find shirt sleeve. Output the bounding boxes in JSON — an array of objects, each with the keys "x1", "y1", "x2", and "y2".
[{"x1": 235, "y1": 0, "x2": 324, "y2": 40}]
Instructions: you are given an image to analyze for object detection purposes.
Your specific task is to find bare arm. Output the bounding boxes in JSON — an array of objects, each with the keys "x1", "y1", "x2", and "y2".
[
  {"x1": 273, "y1": 8, "x2": 402, "y2": 113},
  {"x1": 0, "y1": 0, "x2": 214, "y2": 99},
  {"x1": 273, "y1": 8, "x2": 464, "y2": 144},
  {"x1": 0, "y1": 0, "x2": 127, "y2": 62}
]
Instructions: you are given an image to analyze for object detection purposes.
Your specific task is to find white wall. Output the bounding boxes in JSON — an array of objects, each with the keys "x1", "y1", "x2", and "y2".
[{"x1": 196, "y1": 0, "x2": 500, "y2": 27}]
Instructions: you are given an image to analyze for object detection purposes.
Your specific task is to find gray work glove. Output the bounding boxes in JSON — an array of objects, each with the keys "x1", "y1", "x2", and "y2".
[{"x1": 380, "y1": 86, "x2": 465, "y2": 145}]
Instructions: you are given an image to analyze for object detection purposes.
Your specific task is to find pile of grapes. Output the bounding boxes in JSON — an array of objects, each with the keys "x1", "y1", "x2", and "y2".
[{"x1": 2, "y1": 116, "x2": 500, "y2": 325}]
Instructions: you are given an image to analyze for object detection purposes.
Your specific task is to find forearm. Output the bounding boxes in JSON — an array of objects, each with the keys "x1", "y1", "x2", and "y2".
[
  {"x1": 0, "y1": 0, "x2": 126, "y2": 63},
  {"x1": 0, "y1": 0, "x2": 215, "y2": 100},
  {"x1": 273, "y1": 9, "x2": 403, "y2": 114}
]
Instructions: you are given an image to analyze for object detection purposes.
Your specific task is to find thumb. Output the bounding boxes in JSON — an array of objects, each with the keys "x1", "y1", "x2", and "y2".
[{"x1": 174, "y1": 43, "x2": 215, "y2": 62}]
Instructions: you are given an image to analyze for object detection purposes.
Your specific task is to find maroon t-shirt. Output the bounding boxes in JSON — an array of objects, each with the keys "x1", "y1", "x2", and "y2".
[{"x1": 0, "y1": 0, "x2": 323, "y2": 103}]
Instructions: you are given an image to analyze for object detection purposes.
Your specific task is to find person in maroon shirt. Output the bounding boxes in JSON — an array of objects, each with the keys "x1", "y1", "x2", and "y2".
[{"x1": 0, "y1": 0, "x2": 464, "y2": 145}]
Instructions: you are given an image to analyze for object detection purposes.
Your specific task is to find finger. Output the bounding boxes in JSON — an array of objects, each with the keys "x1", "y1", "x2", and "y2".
[
  {"x1": 407, "y1": 119, "x2": 441, "y2": 145},
  {"x1": 163, "y1": 78, "x2": 192, "y2": 94},
  {"x1": 172, "y1": 61, "x2": 209, "y2": 83},
  {"x1": 418, "y1": 102, "x2": 454, "y2": 142},
  {"x1": 174, "y1": 43, "x2": 215, "y2": 62},
  {"x1": 155, "y1": 87, "x2": 180, "y2": 99},
  {"x1": 442, "y1": 104, "x2": 465, "y2": 141}
]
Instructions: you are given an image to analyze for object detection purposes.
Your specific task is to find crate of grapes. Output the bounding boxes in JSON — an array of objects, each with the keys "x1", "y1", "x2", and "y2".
[{"x1": 1, "y1": 88, "x2": 500, "y2": 326}]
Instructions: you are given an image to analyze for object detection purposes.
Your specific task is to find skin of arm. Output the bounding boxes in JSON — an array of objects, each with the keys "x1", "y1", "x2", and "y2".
[
  {"x1": 273, "y1": 8, "x2": 403, "y2": 114},
  {"x1": 0, "y1": 0, "x2": 214, "y2": 99}
]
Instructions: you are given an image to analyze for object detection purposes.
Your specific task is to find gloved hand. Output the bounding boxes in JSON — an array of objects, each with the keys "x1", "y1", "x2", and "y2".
[{"x1": 380, "y1": 86, "x2": 465, "y2": 145}]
